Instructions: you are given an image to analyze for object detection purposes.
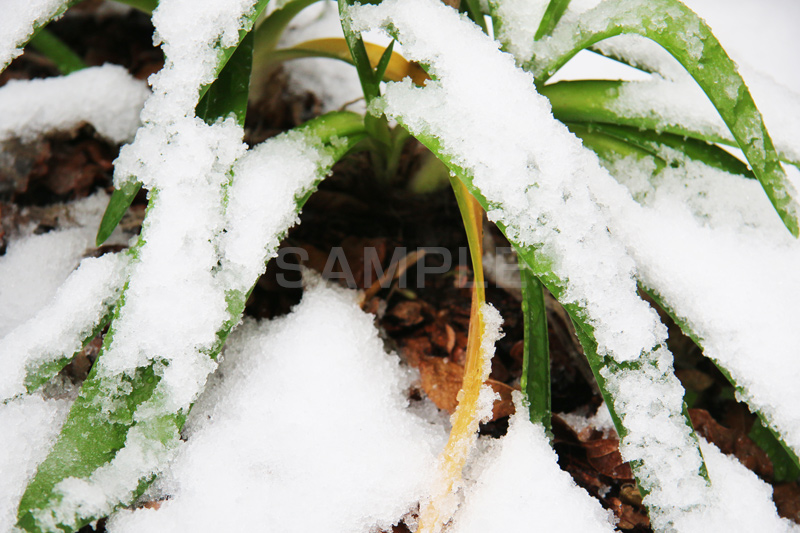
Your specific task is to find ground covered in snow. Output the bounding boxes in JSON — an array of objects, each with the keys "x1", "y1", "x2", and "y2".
[{"x1": 2, "y1": 1, "x2": 800, "y2": 532}]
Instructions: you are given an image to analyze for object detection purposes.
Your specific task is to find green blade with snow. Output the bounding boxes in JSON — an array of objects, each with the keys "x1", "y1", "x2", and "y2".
[{"x1": 525, "y1": 0, "x2": 799, "y2": 236}]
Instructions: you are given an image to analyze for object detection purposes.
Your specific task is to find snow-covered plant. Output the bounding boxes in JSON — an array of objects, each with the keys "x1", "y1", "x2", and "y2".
[{"x1": 2, "y1": 0, "x2": 800, "y2": 531}]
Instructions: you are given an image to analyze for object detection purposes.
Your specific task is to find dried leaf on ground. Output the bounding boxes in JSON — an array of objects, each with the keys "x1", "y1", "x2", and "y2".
[
  {"x1": 689, "y1": 408, "x2": 773, "y2": 479},
  {"x1": 413, "y1": 353, "x2": 514, "y2": 421}
]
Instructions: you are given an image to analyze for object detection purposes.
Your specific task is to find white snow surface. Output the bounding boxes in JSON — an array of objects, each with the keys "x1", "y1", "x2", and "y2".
[
  {"x1": 601, "y1": 61, "x2": 800, "y2": 166},
  {"x1": 107, "y1": 279, "x2": 446, "y2": 533},
  {"x1": 0, "y1": 193, "x2": 117, "y2": 338},
  {"x1": 605, "y1": 153, "x2": 800, "y2": 458},
  {"x1": 32, "y1": 2, "x2": 256, "y2": 525},
  {"x1": 98, "y1": 0, "x2": 259, "y2": 400},
  {"x1": 0, "y1": 0, "x2": 67, "y2": 70},
  {"x1": 489, "y1": 0, "x2": 548, "y2": 64},
  {"x1": 675, "y1": 439, "x2": 800, "y2": 532},
  {"x1": 0, "y1": 394, "x2": 72, "y2": 532},
  {"x1": 217, "y1": 130, "x2": 333, "y2": 295},
  {"x1": 452, "y1": 395, "x2": 617, "y2": 533},
  {"x1": 0, "y1": 65, "x2": 149, "y2": 144},
  {"x1": 0, "y1": 252, "x2": 129, "y2": 401}
]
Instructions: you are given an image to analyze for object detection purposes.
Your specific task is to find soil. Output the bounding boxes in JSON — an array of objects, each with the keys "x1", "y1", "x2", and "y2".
[{"x1": 2, "y1": 4, "x2": 799, "y2": 532}]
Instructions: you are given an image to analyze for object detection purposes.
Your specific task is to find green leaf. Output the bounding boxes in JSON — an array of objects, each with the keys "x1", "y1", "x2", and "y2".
[
  {"x1": 96, "y1": 181, "x2": 142, "y2": 246},
  {"x1": 195, "y1": 0, "x2": 271, "y2": 105},
  {"x1": 23, "y1": 312, "x2": 113, "y2": 394},
  {"x1": 749, "y1": 417, "x2": 800, "y2": 482},
  {"x1": 253, "y1": 0, "x2": 322, "y2": 58},
  {"x1": 581, "y1": 122, "x2": 756, "y2": 179},
  {"x1": 1, "y1": 0, "x2": 76, "y2": 73},
  {"x1": 28, "y1": 28, "x2": 86, "y2": 75},
  {"x1": 97, "y1": 16, "x2": 261, "y2": 247},
  {"x1": 338, "y1": 0, "x2": 381, "y2": 104},
  {"x1": 462, "y1": 0, "x2": 488, "y2": 34},
  {"x1": 565, "y1": 121, "x2": 668, "y2": 173},
  {"x1": 196, "y1": 31, "x2": 254, "y2": 127},
  {"x1": 16, "y1": 358, "x2": 163, "y2": 533},
  {"x1": 534, "y1": 0, "x2": 571, "y2": 40},
  {"x1": 374, "y1": 39, "x2": 396, "y2": 84},
  {"x1": 518, "y1": 261, "x2": 551, "y2": 433},
  {"x1": 541, "y1": 81, "x2": 731, "y2": 149},
  {"x1": 528, "y1": 0, "x2": 799, "y2": 237},
  {"x1": 112, "y1": 0, "x2": 158, "y2": 13}
]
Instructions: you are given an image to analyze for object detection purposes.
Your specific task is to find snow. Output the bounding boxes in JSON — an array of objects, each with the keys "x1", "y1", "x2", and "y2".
[
  {"x1": 489, "y1": 0, "x2": 547, "y2": 62},
  {"x1": 0, "y1": 0, "x2": 67, "y2": 70},
  {"x1": 217, "y1": 130, "x2": 333, "y2": 296},
  {"x1": 451, "y1": 394, "x2": 617, "y2": 533},
  {"x1": 25, "y1": 0, "x2": 356, "y2": 524},
  {"x1": 0, "y1": 394, "x2": 72, "y2": 533},
  {"x1": 676, "y1": 439, "x2": 800, "y2": 532},
  {"x1": 350, "y1": 0, "x2": 710, "y2": 528},
  {"x1": 0, "y1": 193, "x2": 119, "y2": 339},
  {"x1": 0, "y1": 65, "x2": 149, "y2": 144},
  {"x1": 598, "y1": 67, "x2": 800, "y2": 166},
  {"x1": 2, "y1": 0, "x2": 800, "y2": 532},
  {"x1": 96, "y1": 0, "x2": 260, "y2": 400},
  {"x1": 23, "y1": 1, "x2": 260, "y2": 526},
  {"x1": 602, "y1": 152, "x2": 800, "y2": 459},
  {"x1": 106, "y1": 279, "x2": 446, "y2": 533},
  {"x1": 0, "y1": 252, "x2": 128, "y2": 401}
]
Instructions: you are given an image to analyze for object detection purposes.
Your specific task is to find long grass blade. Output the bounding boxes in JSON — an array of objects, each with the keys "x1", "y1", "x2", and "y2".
[
  {"x1": 418, "y1": 175, "x2": 492, "y2": 533},
  {"x1": 534, "y1": 0, "x2": 571, "y2": 40},
  {"x1": 565, "y1": 121, "x2": 668, "y2": 173},
  {"x1": 581, "y1": 122, "x2": 755, "y2": 179},
  {"x1": 519, "y1": 261, "x2": 551, "y2": 432},
  {"x1": 263, "y1": 38, "x2": 429, "y2": 85},
  {"x1": 403, "y1": 127, "x2": 711, "y2": 526},
  {"x1": 541, "y1": 81, "x2": 733, "y2": 150},
  {"x1": 96, "y1": 9, "x2": 264, "y2": 247},
  {"x1": 0, "y1": 0, "x2": 76, "y2": 73},
  {"x1": 338, "y1": 0, "x2": 381, "y2": 103},
  {"x1": 28, "y1": 28, "x2": 85, "y2": 75},
  {"x1": 196, "y1": 31, "x2": 254, "y2": 127}
]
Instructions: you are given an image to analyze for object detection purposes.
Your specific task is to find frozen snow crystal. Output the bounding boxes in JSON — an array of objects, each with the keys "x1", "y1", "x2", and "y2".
[
  {"x1": 489, "y1": 0, "x2": 548, "y2": 63},
  {"x1": 106, "y1": 279, "x2": 445, "y2": 533},
  {"x1": 451, "y1": 394, "x2": 616, "y2": 533},
  {"x1": 674, "y1": 439, "x2": 800, "y2": 532},
  {"x1": 0, "y1": 65, "x2": 149, "y2": 144}
]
